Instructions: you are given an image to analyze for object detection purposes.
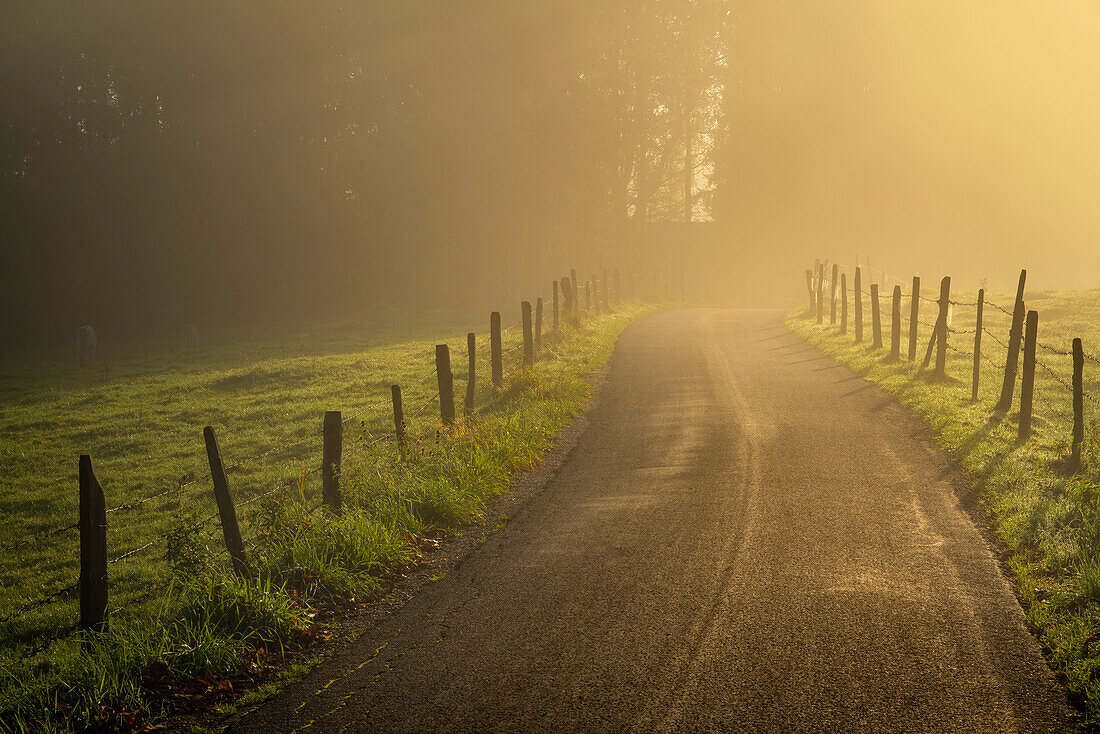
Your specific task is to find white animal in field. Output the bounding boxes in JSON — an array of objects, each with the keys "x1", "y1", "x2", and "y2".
[{"x1": 77, "y1": 325, "x2": 97, "y2": 365}]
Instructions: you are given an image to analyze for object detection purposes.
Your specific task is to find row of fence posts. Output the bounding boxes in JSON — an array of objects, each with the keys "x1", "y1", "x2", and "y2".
[
  {"x1": 74, "y1": 266, "x2": 632, "y2": 634},
  {"x1": 805, "y1": 262, "x2": 1088, "y2": 470}
]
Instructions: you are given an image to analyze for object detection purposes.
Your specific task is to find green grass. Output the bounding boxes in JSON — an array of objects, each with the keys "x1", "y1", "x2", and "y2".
[
  {"x1": 0, "y1": 303, "x2": 653, "y2": 731},
  {"x1": 789, "y1": 288, "x2": 1100, "y2": 726}
]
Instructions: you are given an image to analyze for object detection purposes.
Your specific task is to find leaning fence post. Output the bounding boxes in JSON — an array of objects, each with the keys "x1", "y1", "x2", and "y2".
[
  {"x1": 391, "y1": 384, "x2": 407, "y2": 458},
  {"x1": 997, "y1": 270, "x2": 1028, "y2": 411},
  {"x1": 997, "y1": 299, "x2": 1027, "y2": 412},
  {"x1": 522, "y1": 301, "x2": 534, "y2": 366},
  {"x1": 202, "y1": 428, "x2": 250, "y2": 575},
  {"x1": 972, "y1": 290, "x2": 984, "y2": 401},
  {"x1": 490, "y1": 312, "x2": 503, "y2": 390},
  {"x1": 465, "y1": 332, "x2": 476, "y2": 419},
  {"x1": 840, "y1": 273, "x2": 848, "y2": 335},
  {"x1": 1072, "y1": 338, "x2": 1085, "y2": 471},
  {"x1": 890, "y1": 285, "x2": 901, "y2": 360},
  {"x1": 908, "y1": 276, "x2": 921, "y2": 361},
  {"x1": 535, "y1": 297, "x2": 543, "y2": 351},
  {"x1": 854, "y1": 267, "x2": 864, "y2": 344},
  {"x1": 79, "y1": 454, "x2": 108, "y2": 632},
  {"x1": 830, "y1": 264, "x2": 839, "y2": 325},
  {"x1": 816, "y1": 263, "x2": 825, "y2": 324},
  {"x1": 1019, "y1": 310, "x2": 1038, "y2": 440},
  {"x1": 935, "y1": 276, "x2": 951, "y2": 376},
  {"x1": 321, "y1": 412, "x2": 343, "y2": 512},
  {"x1": 436, "y1": 344, "x2": 456, "y2": 424},
  {"x1": 871, "y1": 284, "x2": 882, "y2": 348},
  {"x1": 552, "y1": 281, "x2": 560, "y2": 329}
]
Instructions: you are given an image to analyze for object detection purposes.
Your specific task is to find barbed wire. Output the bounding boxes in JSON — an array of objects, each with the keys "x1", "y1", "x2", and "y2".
[
  {"x1": 0, "y1": 582, "x2": 78, "y2": 625},
  {"x1": 0, "y1": 521, "x2": 80, "y2": 554}
]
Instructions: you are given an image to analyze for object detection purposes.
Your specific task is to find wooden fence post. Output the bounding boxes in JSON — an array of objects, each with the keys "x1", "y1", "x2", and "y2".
[
  {"x1": 840, "y1": 273, "x2": 848, "y2": 335},
  {"x1": 935, "y1": 276, "x2": 951, "y2": 376},
  {"x1": 522, "y1": 301, "x2": 534, "y2": 366},
  {"x1": 391, "y1": 385, "x2": 407, "y2": 458},
  {"x1": 490, "y1": 312, "x2": 503, "y2": 391},
  {"x1": 202, "y1": 427, "x2": 250, "y2": 575},
  {"x1": 1018, "y1": 310, "x2": 1038, "y2": 440},
  {"x1": 322, "y1": 412, "x2": 343, "y2": 511},
  {"x1": 854, "y1": 267, "x2": 864, "y2": 344},
  {"x1": 465, "y1": 332, "x2": 476, "y2": 419},
  {"x1": 1072, "y1": 338, "x2": 1085, "y2": 471},
  {"x1": 972, "y1": 290, "x2": 984, "y2": 401},
  {"x1": 535, "y1": 298, "x2": 543, "y2": 351},
  {"x1": 908, "y1": 276, "x2": 921, "y2": 361},
  {"x1": 830, "y1": 264, "x2": 839, "y2": 325},
  {"x1": 997, "y1": 299, "x2": 1027, "y2": 412},
  {"x1": 997, "y1": 270, "x2": 1028, "y2": 411},
  {"x1": 816, "y1": 263, "x2": 825, "y2": 324},
  {"x1": 436, "y1": 344, "x2": 456, "y2": 424},
  {"x1": 806, "y1": 269, "x2": 815, "y2": 311},
  {"x1": 561, "y1": 278, "x2": 573, "y2": 314},
  {"x1": 890, "y1": 285, "x2": 902, "y2": 360},
  {"x1": 871, "y1": 283, "x2": 882, "y2": 348},
  {"x1": 79, "y1": 454, "x2": 108, "y2": 632},
  {"x1": 552, "y1": 281, "x2": 560, "y2": 329}
]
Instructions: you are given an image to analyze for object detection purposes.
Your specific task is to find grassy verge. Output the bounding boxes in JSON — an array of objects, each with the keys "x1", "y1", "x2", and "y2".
[
  {"x1": 0, "y1": 303, "x2": 654, "y2": 732},
  {"x1": 788, "y1": 290, "x2": 1100, "y2": 726}
]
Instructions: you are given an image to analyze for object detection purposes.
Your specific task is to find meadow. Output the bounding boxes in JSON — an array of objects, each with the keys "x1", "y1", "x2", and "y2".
[
  {"x1": 0, "y1": 302, "x2": 652, "y2": 731},
  {"x1": 790, "y1": 287, "x2": 1100, "y2": 724}
]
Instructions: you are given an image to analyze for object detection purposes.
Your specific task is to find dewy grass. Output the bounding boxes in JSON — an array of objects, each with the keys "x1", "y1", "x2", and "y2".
[
  {"x1": 0, "y1": 303, "x2": 654, "y2": 732},
  {"x1": 788, "y1": 289, "x2": 1100, "y2": 726}
]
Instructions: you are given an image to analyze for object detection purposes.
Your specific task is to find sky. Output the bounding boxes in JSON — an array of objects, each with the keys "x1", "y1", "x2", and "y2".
[{"x1": 717, "y1": 0, "x2": 1100, "y2": 292}]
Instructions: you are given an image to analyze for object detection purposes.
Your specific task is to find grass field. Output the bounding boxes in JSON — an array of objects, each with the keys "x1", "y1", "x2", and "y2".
[
  {"x1": 789, "y1": 287, "x2": 1100, "y2": 725},
  {"x1": 0, "y1": 302, "x2": 653, "y2": 731}
]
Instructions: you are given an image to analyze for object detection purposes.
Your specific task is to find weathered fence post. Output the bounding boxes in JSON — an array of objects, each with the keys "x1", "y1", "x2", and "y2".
[
  {"x1": 534, "y1": 298, "x2": 543, "y2": 351},
  {"x1": 552, "y1": 281, "x2": 560, "y2": 329},
  {"x1": 972, "y1": 290, "x2": 984, "y2": 401},
  {"x1": 935, "y1": 276, "x2": 951, "y2": 376},
  {"x1": 871, "y1": 283, "x2": 882, "y2": 348},
  {"x1": 436, "y1": 344, "x2": 456, "y2": 424},
  {"x1": 806, "y1": 269, "x2": 816, "y2": 311},
  {"x1": 908, "y1": 275, "x2": 921, "y2": 361},
  {"x1": 997, "y1": 299, "x2": 1027, "y2": 412},
  {"x1": 202, "y1": 427, "x2": 249, "y2": 574},
  {"x1": 840, "y1": 273, "x2": 848, "y2": 335},
  {"x1": 322, "y1": 412, "x2": 343, "y2": 511},
  {"x1": 391, "y1": 384, "x2": 407, "y2": 458},
  {"x1": 997, "y1": 270, "x2": 1028, "y2": 411},
  {"x1": 490, "y1": 312, "x2": 503, "y2": 391},
  {"x1": 79, "y1": 454, "x2": 108, "y2": 632},
  {"x1": 1072, "y1": 338, "x2": 1085, "y2": 472},
  {"x1": 890, "y1": 285, "x2": 902, "y2": 360},
  {"x1": 522, "y1": 301, "x2": 534, "y2": 366},
  {"x1": 561, "y1": 278, "x2": 573, "y2": 314},
  {"x1": 854, "y1": 267, "x2": 864, "y2": 344},
  {"x1": 465, "y1": 332, "x2": 476, "y2": 419},
  {"x1": 817, "y1": 263, "x2": 825, "y2": 324},
  {"x1": 1018, "y1": 310, "x2": 1038, "y2": 440},
  {"x1": 830, "y1": 264, "x2": 839, "y2": 325}
]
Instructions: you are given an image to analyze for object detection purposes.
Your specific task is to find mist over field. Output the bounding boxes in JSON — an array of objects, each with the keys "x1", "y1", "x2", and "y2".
[{"x1": 3, "y1": 1, "x2": 1099, "y2": 350}]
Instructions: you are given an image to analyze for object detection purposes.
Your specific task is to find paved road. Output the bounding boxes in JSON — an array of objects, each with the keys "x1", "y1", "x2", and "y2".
[{"x1": 232, "y1": 309, "x2": 1076, "y2": 733}]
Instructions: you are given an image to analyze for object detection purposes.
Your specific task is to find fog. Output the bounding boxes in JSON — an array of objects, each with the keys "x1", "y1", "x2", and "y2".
[
  {"x1": 717, "y1": 1, "x2": 1100, "y2": 295},
  {"x1": 3, "y1": 2, "x2": 1098, "y2": 350}
]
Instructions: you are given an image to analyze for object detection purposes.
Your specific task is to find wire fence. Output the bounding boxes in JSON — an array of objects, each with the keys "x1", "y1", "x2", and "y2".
[{"x1": 2, "y1": 274, "x2": 621, "y2": 661}]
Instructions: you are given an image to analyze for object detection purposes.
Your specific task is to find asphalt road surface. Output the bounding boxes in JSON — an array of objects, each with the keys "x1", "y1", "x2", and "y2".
[{"x1": 231, "y1": 309, "x2": 1077, "y2": 733}]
